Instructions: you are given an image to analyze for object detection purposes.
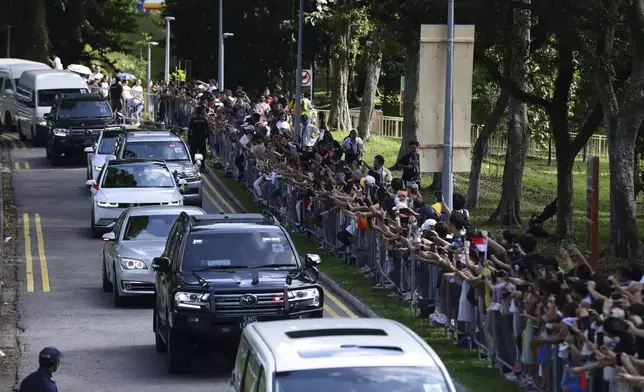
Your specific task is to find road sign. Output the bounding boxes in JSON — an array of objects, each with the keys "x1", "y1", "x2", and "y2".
[{"x1": 301, "y1": 69, "x2": 312, "y2": 87}]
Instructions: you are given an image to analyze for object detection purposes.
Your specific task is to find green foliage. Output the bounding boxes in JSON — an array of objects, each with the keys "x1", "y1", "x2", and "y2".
[{"x1": 170, "y1": 69, "x2": 186, "y2": 82}]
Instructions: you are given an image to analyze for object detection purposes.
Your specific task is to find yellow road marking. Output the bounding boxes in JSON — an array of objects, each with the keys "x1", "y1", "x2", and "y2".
[
  {"x1": 24, "y1": 162, "x2": 30, "y2": 169},
  {"x1": 324, "y1": 304, "x2": 340, "y2": 318},
  {"x1": 202, "y1": 187, "x2": 224, "y2": 212},
  {"x1": 1, "y1": 135, "x2": 18, "y2": 150},
  {"x1": 23, "y1": 214, "x2": 34, "y2": 293},
  {"x1": 325, "y1": 290, "x2": 359, "y2": 318},
  {"x1": 202, "y1": 175, "x2": 235, "y2": 213},
  {"x1": 34, "y1": 214, "x2": 50, "y2": 292},
  {"x1": 14, "y1": 162, "x2": 19, "y2": 170}
]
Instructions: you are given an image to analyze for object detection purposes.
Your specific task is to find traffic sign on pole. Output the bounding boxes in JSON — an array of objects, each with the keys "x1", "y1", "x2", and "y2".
[{"x1": 301, "y1": 69, "x2": 312, "y2": 87}]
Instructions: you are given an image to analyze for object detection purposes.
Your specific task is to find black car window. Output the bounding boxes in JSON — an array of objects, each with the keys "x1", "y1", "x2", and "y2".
[
  {"x1": 37, "y1": 88, "x2": 88, "y2": 107},
  {"x1": 114, "y1": 210, "x2": 128, "y2": 237},
  {"x1": 123, "y1": 215, "x2": 179, "y2": 241},
  {"x1": 57, "y1": 99, "x2": 112, "y2": 119},
  {"x1": 101, "y1": 163, "x2": 174, "y2": 188},
  {"x1": 170, "y1": 227, "x2": 185, "y2": 268},
  {"x1": 164, "y1": 223, "x2": 179, "y2": 258},
  {"x1": 123, "y1": 140, "x2": 190, "y2": 161},
  {"x1": 181, "y1": 230, "x2": 297, "y2": 271},
  {"x1": 98, "y1": 133, "x2": 120, "y2": 154}
]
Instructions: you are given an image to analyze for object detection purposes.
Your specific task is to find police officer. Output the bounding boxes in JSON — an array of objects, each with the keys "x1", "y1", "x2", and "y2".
[
  {"x1": 19, "y1": 346, "x2": 61, "y2": 392},
  {"x1": 188, "y1": 106, "x2": 209, "y2": 172}
]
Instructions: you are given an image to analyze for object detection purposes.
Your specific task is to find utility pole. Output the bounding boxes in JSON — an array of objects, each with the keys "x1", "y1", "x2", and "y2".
[
  {"x1": 5, "y1": 25, "x2": 11, "y2": 58},
  {"x1": 218, "y1": 0, "x2": 224, "y2": 90},
  {"x1": 293, "y1": 0, "x2": 304, "y2": 140},
  {"x1": 441, "y1": 0, "x2": 455, "y2": 210}
]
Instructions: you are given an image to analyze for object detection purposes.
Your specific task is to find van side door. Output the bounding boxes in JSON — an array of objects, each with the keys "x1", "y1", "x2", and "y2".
[{"x1": 233, "y1": 337, "x2": 268, "y2": 392}]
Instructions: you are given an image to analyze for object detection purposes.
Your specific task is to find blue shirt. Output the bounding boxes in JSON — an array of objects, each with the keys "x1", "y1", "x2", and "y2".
[{"x1": 19, "y1": 367, "x2": 58, "y2": 392}]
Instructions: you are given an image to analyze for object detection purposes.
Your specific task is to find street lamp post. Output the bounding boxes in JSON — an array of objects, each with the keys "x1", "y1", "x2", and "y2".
[
  {"x1": 218, "y1": 0, "x2": 224, "y2": 90},
  {"x1": 147, "y1": 41, "x2": 159, "y2": 91},
  {"x1": 219, "y1": 33, "x2": 234, "y2": 90},
  {"x1": 5, "y1": 25, "x2": 11, "y2": 58},
  {"x1": 293, "y1": 0, "x2": 304, "y2": 139},
  {"x1": 441, "y1": 0, "x2": 455, "y2": 211},
  {"x1": 164, "y1": 16, "x2": 175, "y2": 84}
]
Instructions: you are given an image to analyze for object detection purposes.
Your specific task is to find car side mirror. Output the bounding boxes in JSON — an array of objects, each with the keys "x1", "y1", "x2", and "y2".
[
  {"x1": 194, "y1": 153, "x2": 203, "y2": 163},
  {"x1": 84, "y1": 146, "x2": 94, "y2": 153},
  {"x1": 4, "y1": 89, "x2": 13, "y2": 96},
  {"x1": 306, "y1": 253, "x2": 321, "y2": 268},
  {"x1": 43, "y1": 113, "x2": 51, "y2": 120},
  {"x1": 102, "y1": 232, "x2": 116, "y2": 242},
  {"x1": 85, "y1": 179, "x2": 96, "y2": 187},
  {"x1": 151, "y1": 256, "x2": 170, "y2": 272}
]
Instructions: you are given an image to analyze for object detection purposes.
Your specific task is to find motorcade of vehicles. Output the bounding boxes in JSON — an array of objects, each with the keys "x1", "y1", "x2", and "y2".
[
  {"x1": 113, "y1": 129, "x2": 203, "y2": 207},
  {"x1": 86, "y1": 159, "x2": 187, "y2": 238},
  {"x1": 14, "y1": 69, "x2": 89, "y2": 145},
  {"x1": 151, "y1": 212, "x2": 324, "y2": 373},
  {"x1": 232, "y1": 318, "x2": 458, "y2": 392},
  {"x1": 0, "y1": 62, "x2": 50, "y2": 131},
  {"x1": 85, "y1": 127, "x2": 125, "y2": 181},
  {"x1": 44, "y1": 93, "x2": 115, "y2": 165},
  {"x1": 101, "y1": 205, "x2": 206, "y2": 306}
]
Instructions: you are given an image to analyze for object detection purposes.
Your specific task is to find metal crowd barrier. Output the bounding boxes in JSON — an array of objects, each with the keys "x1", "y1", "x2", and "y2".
[
  {"x1": 88, "y1": 86, "x2": 162, "y2": 122},
  {"x1": 161, "y1": 97, "x2": 638, "y2": 392}
]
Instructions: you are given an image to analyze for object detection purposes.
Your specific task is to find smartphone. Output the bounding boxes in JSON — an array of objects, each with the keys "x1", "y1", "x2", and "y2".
[
  {"x1": 611, "y1": 293, "x2": 622, "y2": 301},
  {"x1": 517, "y1": 284, "x2": 530, "y2": 292},
  {"x1": 561, "y1": 239, "x2": 567, "y2": 249},
  {"x1": 596, "y1": 332, "x2": 604, "y2": 346},
  {"x1": 556, "y1": 272, "x2": 564, "y2": 284},
  {"x1": 616, "y1": 353, "x2": 622, "y2": 366}
]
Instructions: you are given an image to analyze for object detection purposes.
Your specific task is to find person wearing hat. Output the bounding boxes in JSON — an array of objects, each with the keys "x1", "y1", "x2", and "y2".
[
  {"x1": 19, "y1": 346, "x2": 61, "y2": 392},
  {"x1": 188, "y1": 106, "x2": 209, "y2": 172}
]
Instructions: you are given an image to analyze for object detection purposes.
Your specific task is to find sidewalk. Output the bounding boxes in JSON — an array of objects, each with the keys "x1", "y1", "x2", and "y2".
[{"x1": 203, "y1": 163, "x2": 476, "y2": 392}]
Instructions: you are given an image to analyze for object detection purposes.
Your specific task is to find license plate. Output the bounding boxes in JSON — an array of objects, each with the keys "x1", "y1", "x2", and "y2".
[{"x1": 239, "y1": 316, "x2": 258, "y2": 329}]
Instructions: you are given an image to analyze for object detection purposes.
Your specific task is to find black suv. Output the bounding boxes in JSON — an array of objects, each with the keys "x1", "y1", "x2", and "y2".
[
  {"x1": 113, "y1": 130, "x2": 203, "y2": 207},
  {"x1": 152, "y1": 212, "x2": 324, "y2": 373},
  {"x1": 44, "y1": 93, "x2": 115, "y2": 166}
]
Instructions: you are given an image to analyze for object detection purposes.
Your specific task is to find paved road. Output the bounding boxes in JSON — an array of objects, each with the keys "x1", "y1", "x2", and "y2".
[{"x1": 2, "y1": 132, "x2": 358, "y2": 391}]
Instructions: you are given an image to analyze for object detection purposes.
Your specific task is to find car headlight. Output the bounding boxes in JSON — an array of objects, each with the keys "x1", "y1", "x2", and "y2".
[
  {"x1": 288, "y1": 288, "x2": 320, "y2": 306},
  {"x1": 164, "y1": 201, "x2": 182, "y2": 206},
  {"x1": 53, "y1": 128, "x2": 69, "y2": 137},
  {"x1": 94, "y1": 166, "x2": 103, "y2": 172},
  {"x1": 120, "y1": 258, "x2": 147, "y2": 270},
  {"x1": 37, "y1": 118, "x2": 47, "y2": 126},
  {"x1": 174, "y1": 291, "x2": 209, "y2": 309},
  {"x1": 97, "y1": 201, "x2": 119, "y2": 208}
]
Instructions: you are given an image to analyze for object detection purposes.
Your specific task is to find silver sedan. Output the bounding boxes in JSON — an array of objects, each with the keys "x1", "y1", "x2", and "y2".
[{"x1": 101, "y1": 205, "x2": 206, "y2": 307}]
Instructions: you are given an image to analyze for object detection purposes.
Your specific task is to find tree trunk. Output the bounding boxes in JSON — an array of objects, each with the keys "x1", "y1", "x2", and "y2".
[
  {"x1": 11, "y1": 0, "x2": 48, "y2": 61},
  {"x1": 328, "y1": 2, "x2": 352, "y2": 132},
  {"x1": 357, "y1": 43, "x2": 382, "y2": 141},
  {"x1": 489, "y1": 3, "x2": 530, "y2": 226},
  {"x1": 395, "y1": 41, "x2": 421, "y2": 161},
  {"x1": 554, "y1": 149, "x2": 574, "y2": 238},
  {"x1": 467, "y1": 91, "x2": 508, "y2": 207}
]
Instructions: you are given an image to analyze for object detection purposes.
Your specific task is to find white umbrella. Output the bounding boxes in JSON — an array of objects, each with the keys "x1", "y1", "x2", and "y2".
[{"x1": 67, "y1": 64, "x2": 92, "y2": 76}]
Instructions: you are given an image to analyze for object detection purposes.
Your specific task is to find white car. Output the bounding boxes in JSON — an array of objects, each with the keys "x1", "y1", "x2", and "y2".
[
  {"x1": 85, "y1": 127, "x2": 124, "y2": 181},
  {"x1": 101, "y1": 205, "x2": 206, "y2": 307},
  {"x1": 232, "y1": 318, "x2": 458, "y2": 392},
  {"x1": 86, "y1": 159, "x2": 186, "y2": 238}
]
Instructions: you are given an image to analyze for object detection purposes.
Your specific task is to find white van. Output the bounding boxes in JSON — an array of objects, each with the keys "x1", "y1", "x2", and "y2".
[
  {"x1": 0, "y1": 58, "x2": 45, "y2": 66},
  {"x1": 14, "y1": 69, "x2": 88, "y2": 145},
  {"x1": 232, "y1": 318, "x2": 458, "y2": 392},
  {"x1": 0, "y1": 62, "x2": 51, "y2": 131}
]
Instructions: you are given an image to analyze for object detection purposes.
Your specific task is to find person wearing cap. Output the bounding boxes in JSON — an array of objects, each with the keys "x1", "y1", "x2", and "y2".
[
  {"x1": 188, "y1": 106, "x2": 209, "y2": 172},
  {"x1": 19, "y1": 347, "x2": 61, "y2": 392}
]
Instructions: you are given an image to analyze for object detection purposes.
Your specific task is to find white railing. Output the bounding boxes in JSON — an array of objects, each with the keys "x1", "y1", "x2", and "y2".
[{"x1": 318, "y1": 109, "x2": 608, "y2": 159}]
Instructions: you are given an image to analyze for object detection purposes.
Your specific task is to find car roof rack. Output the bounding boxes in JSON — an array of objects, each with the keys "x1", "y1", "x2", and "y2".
[{"x1": 190, "y1": 210, "x2": 279, "y2": 226}]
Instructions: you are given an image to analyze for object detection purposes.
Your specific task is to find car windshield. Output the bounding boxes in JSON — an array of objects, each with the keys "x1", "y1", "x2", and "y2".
[
  {"x1": 101, "y1": 163, "x2": 175, "y2": 188},
  {"x1": 275, "y1": 367, "x2": 450, "y2": 392},
  {"x1": 123, "y1": 215, "x2": 179, "y2": 241},
  {"x1": 182, "y1": 230, "x2": 297, "y2": 271},
  {"x1": 37, "y1": 88, "x2": 88, "y2": 107},
  {"x1": 123, "y1": 141, "x2": 190, "y2": 161},
  {"x1": 97, "y1": 133, "x2": 120, "y2": 154},
  {"x1": 57, "y1": 99, "x2": 112, "y2": 119}
]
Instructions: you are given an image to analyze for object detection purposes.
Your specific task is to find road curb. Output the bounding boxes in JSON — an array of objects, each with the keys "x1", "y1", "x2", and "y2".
[
  {"x1": 204, "y1": 164, "x2": 246, "y2": 213},
  {"x1": 0, "y1": 140, "x2": 4, "y2": 297},
  {"x1": 318, "y1": 272, "x2": 380, "y2": 318}
]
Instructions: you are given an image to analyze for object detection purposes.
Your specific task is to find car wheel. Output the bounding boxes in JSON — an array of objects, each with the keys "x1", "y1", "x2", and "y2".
[
  {"x1": 90, "y1": 209, "x2": 101, "y2": 238},
  {"x1": 31, "y1": 127, "x2": 41, "y2": 147},
  {"x1": 50, "y1": 145, "x2": 62, "y2": 166},
  {"x1": 101, "y1": 253, "x2": 112, "y2": 292},
  {"x1": 154, "y1": 307, "x2": 167, "y2": 353},
  {"x1": 4, "y1": 113, "x2": 13, "y2": 131},
  {"x1": 112, "y1": 265, "x2": 126, "y2": 307},
  {"x1": 18, "y1": 122, "x2": 26, "y2": 141},
  {"x1": 166, "y1": 325, "x2": 190, "y2": 374}
]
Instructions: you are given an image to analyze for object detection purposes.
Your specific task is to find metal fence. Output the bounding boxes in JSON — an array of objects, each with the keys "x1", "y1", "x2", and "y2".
[{"x1": 158, "y1": 97, "x2": 639, "y2": 392}]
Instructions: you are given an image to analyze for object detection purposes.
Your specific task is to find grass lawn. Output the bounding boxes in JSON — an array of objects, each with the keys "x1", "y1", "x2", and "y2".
[
  {"x1": 330, "y1": 131, "x2": 644, "y2": 264},
  {"x1": 214, "y1": 170, "x2": 520, "y2": 392}
]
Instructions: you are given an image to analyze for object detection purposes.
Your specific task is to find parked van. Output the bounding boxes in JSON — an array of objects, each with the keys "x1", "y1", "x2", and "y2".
[
  {"x1": 14, "y1": 69, "x2": 89, "y2": 145},
  {"x1": 0, "y1": 62, "x2": 51, "y2": 131},
  {"x1": 0, "y1": 58, "x2": 45, "y2": 66},
  {"x1": 232, "y1": 318, "x2": 457, "y2": 392}
]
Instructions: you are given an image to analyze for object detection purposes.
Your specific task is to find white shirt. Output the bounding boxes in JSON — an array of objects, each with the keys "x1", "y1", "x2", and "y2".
[
  {"x1": 89, "y1": 72, "x2": 103, "y2": 81},
  {"x1": 131, "y1": 85, "x2": 143, "y2": 100},
  {"x1": 53, "y1": 57, "x2": 63, "y2": 70},
  {"x1": 122, "y1": 85, "x2": 132, "y2": 100},
  {"x1": 341, "y1": 137, "x2": 364, "y2": 155}
]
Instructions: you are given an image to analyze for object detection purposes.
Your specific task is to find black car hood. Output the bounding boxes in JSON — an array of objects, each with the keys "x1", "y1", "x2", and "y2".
[
  {"x1": 180, "y1": 269, "x2": 308, "y2": 290},
  {"x1": 54, "y1": 117, "x2": 115, "y2": 128}
]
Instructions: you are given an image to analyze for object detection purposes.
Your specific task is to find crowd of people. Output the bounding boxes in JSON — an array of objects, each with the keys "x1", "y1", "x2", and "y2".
[{"x1": 146, "y1": 81, "x2": 644, "y2": 392}]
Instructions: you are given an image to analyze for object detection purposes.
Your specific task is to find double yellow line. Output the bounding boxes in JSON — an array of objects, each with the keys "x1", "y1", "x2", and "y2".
[
  {"x1": 14, "y1": 162, "x2": 30, "y2": 170},
  {"x1": 0, "y1": 133, "x2": 26, "y2": 149},
  {"x1": 201, "y1": 172, "x2": 358, "y2": 319},
  {"x1": 23, "y1": 213, "x2": 50, "y2": 293}
]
